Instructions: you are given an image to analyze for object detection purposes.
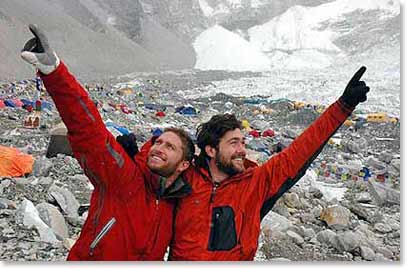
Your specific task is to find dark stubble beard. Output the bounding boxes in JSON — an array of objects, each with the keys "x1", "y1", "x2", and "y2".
[{"x1": 215, "y1": 150, "x2": 244, "y2": 176}]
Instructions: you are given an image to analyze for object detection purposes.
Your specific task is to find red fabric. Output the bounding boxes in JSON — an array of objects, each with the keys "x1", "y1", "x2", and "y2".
[
  {"x1": 248, "y1": 130, "x2": 260, "y2": 138},
  {"x1": 40, "y1": 62, "x2": 178, "y2": 260},
  {"x1": 0, "y1": 100, "x2": 6, "y2": 109},
  {"x1": 262, "y1": 129, "x2": 275, "y2": 137},
  {"x1": 155, "y1": 111, "x2": 166, "y2": 117},
  {"x1": 170, "y1": 100, "x2": 353, "y2": 260},
  {"x1": 12, "y1": 98, "x2": 24, "y2": 107}
]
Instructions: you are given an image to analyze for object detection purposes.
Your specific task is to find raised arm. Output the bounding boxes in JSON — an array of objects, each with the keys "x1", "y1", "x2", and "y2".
[
  {"x1": 20, "y1": 24, "x2": 147, "y2": 191},
  {"x1": 257, "y1": 67, "x2": 370, "y2": 219}
]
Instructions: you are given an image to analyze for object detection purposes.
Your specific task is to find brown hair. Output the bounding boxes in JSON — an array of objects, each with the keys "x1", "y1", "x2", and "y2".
[{"x1": 163, "y1": 127, "x2": 195, "y2": 162}]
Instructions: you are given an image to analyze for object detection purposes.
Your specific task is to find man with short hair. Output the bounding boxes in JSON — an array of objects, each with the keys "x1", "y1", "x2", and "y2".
[
  {"x1": 21, "y1": 24, "x2": 194, "y2": 260},
  {"x1": 170, "y1": 67, "x2": 370, "y2": 260}
]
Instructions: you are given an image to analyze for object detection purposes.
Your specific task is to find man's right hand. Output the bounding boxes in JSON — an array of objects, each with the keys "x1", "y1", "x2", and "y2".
[{"x1": 21, "y1": 24, "x2": 60, "y2": 75}]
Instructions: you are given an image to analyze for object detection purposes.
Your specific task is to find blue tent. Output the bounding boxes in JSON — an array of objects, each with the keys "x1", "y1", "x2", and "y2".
[
  {"x1": 41, "y1": 101, "x2": 53, "y2": 111},
  {"x1": 4, "y1": 100, "x2": 16, "y2": 107},
  {"x1": 176, "y1": 106, "x2": 197, "y2": 116},
  {"x1": 152, "y1": 128, "x2": 163, "y2": 137},
  {"x1": 21, "y1": 99, "x2": 35, "y2": 107}
]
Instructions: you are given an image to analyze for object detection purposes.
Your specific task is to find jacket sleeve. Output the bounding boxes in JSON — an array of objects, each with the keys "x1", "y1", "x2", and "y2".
[
  {"x1": 255, "y1": 100, "x2": 353, "y2": 219},
  {"x1": 40, "y1": 62, "x2": 149, "y2": 191}
]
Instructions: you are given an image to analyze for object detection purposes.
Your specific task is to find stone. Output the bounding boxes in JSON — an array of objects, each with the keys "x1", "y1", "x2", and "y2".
[
  {"x1": 286, "y1": 230, "x2": 304, "y2": 245},
  {"x1": 32, "y1": 156, "x2": 53, "y2": 177},
  {"x1": 15, "y1": 199, "x2": 59, "y2": 244},
  {"x1": 320, "y1": 205, "x2": 351, "y2": 230},
  {"x1": 261, "y1": 212, "x2": 292, "y2": 233},
  {"x1": 316, "y1": 229, "x2": 336, "y2": 245},
  {"x1": 36, "y1": 202, "x2": 69, "y2": 240},
  {"x1": 283, "y1": 192, "x2": 301, "y2": 209},
  {"x1": 374, "y1": 223, "x2": 392, "y2": 233},
  {"x1": 367, "y1": 181, "x2": 399, "y2": 206},
  {"x1": 331, "y1": 231, "x2": 361, "y2": 252},
  {"x1": 377, "y1": 246, "x2": 393, "y2": 259},
  {"x1": 302, "y1": 227, "x2": 316, "y2": 240},
  {"x1": 360, "y1": 246, "x2": 375, "y2": 261},
  {"x1": 355, "y1": 192, "x2": 372, "y2": 203},
  {"x1": 48, "y1": 184, "x2": 80, "y2": 217}
]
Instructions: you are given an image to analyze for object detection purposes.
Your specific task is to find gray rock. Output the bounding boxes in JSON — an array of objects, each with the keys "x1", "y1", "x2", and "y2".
[
  {"x1": 378, "y1": 151, "x2": 393, "y2": 164},
  {"x1": 374, "y1": 223, "x2": 392, "y2": 233},
  {"x1": 286, "y1": 230, "x2": 304, "y2": 245},
  {"x1": 355, "y1": 192, "x2": 372, "y2": 203},
  {"x1": 261, "y1": 211, "x2": 292, "y2": 233},
  {"x1": 309, "y1": 186, "x2": 323, "y2": 199},
  {"x1": 32, "y1": 156, "x2": 53, "y2": 177},
  {"x1": 374, "y1": 253, "x2": 389, "y2": 261},
  {"x1": 367, "y1": 181, "x2": 399, "y2": 206},
  {"x1": 283, "y1": 192, "x2": 301, "y2": 209},
  {"x1": 316, "y1": 229, "x2": 336, "y2": 245},
  {"x1": 360, "y1": 246, "x2": 375, "y2": 261},
  {"x1": 311, "y1": 205, "x2": 323, "y2": 218},
  {"x1": 331, "y1": 231, "x2": 361, "y2": 252},
  {"x1": 387, "y1": 218, "x2": 400, "y2": 231},
  {"x1": 48, "y1": 184, "x2": 80, "y2": 217},
  {"x1": 15, "y1": 199, "x2": 59, "y2": 244},
  {"x1": 377, "y1": 247, "x2": 393, "y2": 259},
  {"x1": 36, "y1": 202, "x2": 69, "y2": 240},
  {"x1": 349, "y1": 203, "x2": 370, "y2": 221},
  {"x1": 302, "y1": 227, "x2": 316, "y2": 240},
  {"x1": 320, "y1": 205, "x2": 351, "y2": 230},
  {"x1": 366, "y1": 156, "x2": 387, "y2": 170},
  {"x1": 390, "y1": 159, "x2": 400, "y2": 172}
]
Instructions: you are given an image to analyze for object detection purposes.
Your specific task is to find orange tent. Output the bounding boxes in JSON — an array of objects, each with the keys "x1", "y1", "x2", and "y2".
[{"x1": 0, "y1": 145, "x2": 34, "y2": 177}]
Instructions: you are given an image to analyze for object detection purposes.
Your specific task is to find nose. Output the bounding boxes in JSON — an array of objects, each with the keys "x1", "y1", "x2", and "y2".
[{"x1": 237, "y1": 142, "x2": 246, "y2": 154}]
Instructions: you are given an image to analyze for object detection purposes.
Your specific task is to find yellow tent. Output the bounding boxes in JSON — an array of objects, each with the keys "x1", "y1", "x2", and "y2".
[
  {"x1": 117, "y1": 87, "x2": 134, "y2": 96},
  {"x1": 367, "y1": 113, "x2": 389, "y2": 123}
]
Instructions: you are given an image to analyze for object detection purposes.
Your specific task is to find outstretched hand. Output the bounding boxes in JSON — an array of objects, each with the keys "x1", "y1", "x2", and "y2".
[
  {"x1": 340, "y1": 66, "x2": 370, "y2": 108},
  {"x1": 21, "y1": 24, "x2": 60, "y2": 75}
]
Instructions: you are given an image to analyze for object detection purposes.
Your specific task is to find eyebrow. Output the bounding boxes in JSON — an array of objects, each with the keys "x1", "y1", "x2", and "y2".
[{"x1": 227, "y1": 137, "x2": 245, "y2": 143}]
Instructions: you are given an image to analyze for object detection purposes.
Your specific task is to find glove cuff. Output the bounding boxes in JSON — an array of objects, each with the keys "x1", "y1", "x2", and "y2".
[{"x1": 38, "y1": 52, "x2": 60, "y2": 75}]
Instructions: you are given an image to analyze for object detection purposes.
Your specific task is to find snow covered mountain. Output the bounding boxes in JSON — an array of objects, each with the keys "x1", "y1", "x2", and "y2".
[
  {"x1": 193, "y1": 0, "x2": 400, "y2": 71},
  {"x1": 0, "y1": 0, "x2": 400, "y2": 80}
]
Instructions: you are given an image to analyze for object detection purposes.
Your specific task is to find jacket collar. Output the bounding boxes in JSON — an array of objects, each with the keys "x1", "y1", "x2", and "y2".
[{"x1": 158, "y1": 175, "x2": 192, "y2": 199}]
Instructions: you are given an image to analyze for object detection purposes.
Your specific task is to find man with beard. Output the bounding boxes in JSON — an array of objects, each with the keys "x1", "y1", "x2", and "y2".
[
  {"x1": 169, "y1": 67, "x2": 370, "y2": 260},
  {"x1": 20, "y1": 24, "x2": 194, "y2": 260}
]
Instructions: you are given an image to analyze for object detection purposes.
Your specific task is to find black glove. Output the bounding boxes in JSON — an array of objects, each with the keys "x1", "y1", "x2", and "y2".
[
  {"x1": 21, "y1": 24, "x2": 60, "y2": 74},
  {"x1": 340, "y1": 66, "x2": 370, "y2": 108},
  {"x1": 116, "y1": 133, "x2": 139, "y2": 160}
]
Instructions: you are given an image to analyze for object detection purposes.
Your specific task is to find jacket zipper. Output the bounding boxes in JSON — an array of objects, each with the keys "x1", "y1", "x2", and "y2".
[
  {"x1": 147, "y1": 199, "x2": 161, "y2": 254},
  {"x1": 89, "y1": 217, "x2": 116, "y2": 256},
  {"x1": 210, "y1": 182, "x2": 220, "y2": 203}
]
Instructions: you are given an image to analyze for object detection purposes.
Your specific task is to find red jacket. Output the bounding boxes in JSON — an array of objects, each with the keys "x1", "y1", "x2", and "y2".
[
  {"x1": 41, "y1": 62, "x2": 190, "y2": 260},
  {"x1": 169, "y1": 100, "x2": 354, "y2": 260}
]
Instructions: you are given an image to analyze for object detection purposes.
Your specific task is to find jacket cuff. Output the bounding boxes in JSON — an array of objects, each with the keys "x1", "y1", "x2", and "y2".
[
  {"x1": 336, "y1": 98, "x2": 355, "y2": 115},
  {"x1": 39, "y1": 61, "x2": 67, "y2": 87}
]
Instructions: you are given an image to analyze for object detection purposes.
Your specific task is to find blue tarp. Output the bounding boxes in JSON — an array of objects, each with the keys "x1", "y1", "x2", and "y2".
[
  {"x1": 20, "y1": 99, "x2": 35, "y2": 107},
  {"x1": 4, "y1": 100, "x2": 16, "y2": 107},
  {"x1": 152, "y1": 128, "x2": 163, "y2": 137},
  {"x1": 176, "y1": 106, "x2": 197, "y2": 116},
  {"x1": 41, "y1": 101, "x2": 53, "y2": 111},
  {"x1": 105, "y1": 122, "x2": 130, "y2": 135}
]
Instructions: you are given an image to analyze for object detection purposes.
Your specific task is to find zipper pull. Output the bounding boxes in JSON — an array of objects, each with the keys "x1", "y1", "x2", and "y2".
[{"x1": 210, "y1": 182, "x2": 220, "y2": 203}]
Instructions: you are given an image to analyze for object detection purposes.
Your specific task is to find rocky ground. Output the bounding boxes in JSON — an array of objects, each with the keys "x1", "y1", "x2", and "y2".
[{"x1": 0, "y1": 71, "x2": 400, "y2": 261}]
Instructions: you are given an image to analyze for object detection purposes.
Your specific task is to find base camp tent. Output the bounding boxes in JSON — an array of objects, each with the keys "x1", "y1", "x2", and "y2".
[{"x1": 0, "y1": 145, "x2": 34, "y2": 177}]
